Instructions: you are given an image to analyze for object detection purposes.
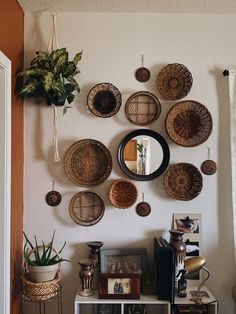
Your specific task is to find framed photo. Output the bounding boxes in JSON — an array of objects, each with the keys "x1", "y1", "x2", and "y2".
[
  {"x1": 100, "y1": 249, "x2": 150, "y2": 292},
  {"x1": 174, "y1": 214, "x2": 201, "y2": 234},
  {"x1": 99, "y1": 273, "x2": 140, "y2": 299}
]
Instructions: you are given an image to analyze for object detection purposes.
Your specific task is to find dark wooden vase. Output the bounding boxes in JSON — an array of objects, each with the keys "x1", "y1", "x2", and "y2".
[
  {"x1": 87, "y1": 241, "x2": 103, "y2": 289},
  {"x1": 78, "y1": 259, "x2": 95, "y2": 296},
  {"x1": 169, "y1": 229, "x2": 186, "y2": 289}
]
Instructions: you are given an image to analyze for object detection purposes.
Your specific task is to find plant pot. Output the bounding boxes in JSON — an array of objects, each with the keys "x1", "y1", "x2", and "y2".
[{"x1": 28, "y1": 264, "x2": 59, "y2": 283}]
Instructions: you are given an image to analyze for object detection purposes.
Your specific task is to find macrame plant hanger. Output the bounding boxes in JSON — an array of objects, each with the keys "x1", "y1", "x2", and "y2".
[{"x1": 47, "y1": 10, "x2": 60, "y2": 162}]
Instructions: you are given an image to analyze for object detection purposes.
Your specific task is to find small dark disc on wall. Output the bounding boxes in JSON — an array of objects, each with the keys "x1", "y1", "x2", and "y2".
[
  {"x1": 136, "y1": 201, "x2": 151, "y2": 217},
  {"x1": 135, "y1": 67, "x2": 151, "y2": 82},
  {"x1": 201, "y1": 160, "x2": 217, "y2": 175},
  {"x1": 45, "y1": 190, "x2": 62, "y2": 207}
]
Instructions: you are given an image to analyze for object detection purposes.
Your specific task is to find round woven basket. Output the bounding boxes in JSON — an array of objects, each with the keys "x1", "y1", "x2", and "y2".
[
  {"x1": 165, "y1": 100, "x2": 213, "y2": 147},
  {"x1": 87, "y1": 82, "x2": 122, "y2": 118},
  {"x1": 108, "y1": 179, "x2": 138, "y2": 209},
  {"x1": 163, "y1": 163, "x2": 203, "y2": 201},
  {"x1": 22, "y1": 270, "x2": 61, "y2": 301},
  {"x1": 69, "y1": 191, "x2": 105, "y2": 226},
  {"x1": 125, "y1": 91, "x2": 161, "y2": 125},
  {"x1": 156, "y1": 63, "x2": 193, "y2": 100}
]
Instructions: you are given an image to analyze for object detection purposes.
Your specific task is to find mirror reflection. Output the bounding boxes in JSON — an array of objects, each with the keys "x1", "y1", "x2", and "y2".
[{"x1": 123, "y1": 136, "x2": 164, "y2": 175}]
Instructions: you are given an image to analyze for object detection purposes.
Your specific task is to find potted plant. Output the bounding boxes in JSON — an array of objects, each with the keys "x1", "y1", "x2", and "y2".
[
  {"x1": 16, "y1": 48, "x2": 82, "y2": 114},
  {"x1": 23, "y1": 230, "x2": 68, "y2": 283}
]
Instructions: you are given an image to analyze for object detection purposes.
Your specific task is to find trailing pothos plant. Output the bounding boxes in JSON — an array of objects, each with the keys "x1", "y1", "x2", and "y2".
[
  {"x1": 23, "y1": 230, "x2": 68, "y2": 266},
  {"x1": 16, "y1": 48, "x2": 82, "y2": 114}
]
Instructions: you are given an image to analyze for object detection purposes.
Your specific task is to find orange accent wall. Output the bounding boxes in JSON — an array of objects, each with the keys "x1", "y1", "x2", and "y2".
[{"x1": 0, "y1": 1, "x2": 24, "y2": 314}]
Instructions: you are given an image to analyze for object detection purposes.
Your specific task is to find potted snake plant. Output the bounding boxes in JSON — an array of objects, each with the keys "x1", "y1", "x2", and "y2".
[
  {"x1": 23, "y1": 230, "x2": 68, "y2": 283},
  {"x1": 16, "y1": 48, "x2": 82, "y2": 114}
]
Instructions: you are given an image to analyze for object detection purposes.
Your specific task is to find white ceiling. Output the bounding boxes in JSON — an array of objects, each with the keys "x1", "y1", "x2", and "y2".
[{"x1": 17, "y1": 0, "x2": 236, "y2": 14}]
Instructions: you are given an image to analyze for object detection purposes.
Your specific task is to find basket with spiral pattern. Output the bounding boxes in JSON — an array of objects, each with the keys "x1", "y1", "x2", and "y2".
[{"x1": 109, "y1": 179, "x2": 138, "y2": 209}]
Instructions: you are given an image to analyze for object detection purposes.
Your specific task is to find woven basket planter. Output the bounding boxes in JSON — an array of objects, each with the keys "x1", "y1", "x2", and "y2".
[{"x1": 22, "y1": 270, "x2": 62, "y2": 301}]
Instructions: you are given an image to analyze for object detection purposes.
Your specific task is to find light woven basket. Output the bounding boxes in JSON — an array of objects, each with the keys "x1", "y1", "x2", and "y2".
[{"x1": 22, "y1": 270, "x2": 61, "y2": 301}]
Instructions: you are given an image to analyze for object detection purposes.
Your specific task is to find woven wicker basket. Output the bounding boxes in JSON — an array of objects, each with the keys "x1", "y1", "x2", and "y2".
[
  {"x1": 109, "y1": 179, "x2": 138, "y2": 209},
  {"x1": 22, "y1": 270, "x2": 62, "y2": 301},
  {"x1": 156, "y1": 63, "x2": 193, "y2": 100}
]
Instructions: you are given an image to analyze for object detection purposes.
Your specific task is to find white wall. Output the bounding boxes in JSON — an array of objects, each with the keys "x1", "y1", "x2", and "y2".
[{"x1": 24, "y1": 12, "x2": 236, "y2": 314}]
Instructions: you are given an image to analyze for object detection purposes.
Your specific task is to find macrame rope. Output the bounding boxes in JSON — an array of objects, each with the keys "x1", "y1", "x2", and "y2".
[
  {"x1": 48, "y1": 10, "x2": 61, "y2": 162},
  {"x1": 53, "y1": 105, "x2": 60, "y2": 162}
]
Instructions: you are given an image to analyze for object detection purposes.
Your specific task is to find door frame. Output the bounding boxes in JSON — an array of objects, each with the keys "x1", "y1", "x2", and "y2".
[{"x1": 0, "y1": 51, "x2": 11, "y2": 314}]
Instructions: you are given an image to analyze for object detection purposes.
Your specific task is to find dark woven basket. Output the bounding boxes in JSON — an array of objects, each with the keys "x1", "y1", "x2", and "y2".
[
  {"x1": 125, "y1": 91, "x2": 161, "y2": 125},
  {"x1": 69, "y1": 191, "x2": 105, "y2": 226},
  {"x1": 165, "y1": 100, "x2": 213, "y2": 147},
  {"x1": 109, "y1": 179, "x2": 138, "y2": 209},
  {"x1": 87, "y1": 83, "x2": 122, "y2": 118},
  {"x1": 163, "y1": 163, "x2": 203, "y2": 201},
  {"x1": 64, "y1": 139, "x2": 112, "y2": 187},
  {"x1": 156, "y1": 63, "x2": 193, "y2": 100}
]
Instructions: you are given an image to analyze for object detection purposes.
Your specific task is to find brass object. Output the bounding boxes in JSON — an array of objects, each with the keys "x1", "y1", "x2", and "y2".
[
  {"x1": 185, "y1": 256, "x2": 206, "y2": 274},
  {"x1": 78, "y1": 259, "x2": 95, "y2": 297}
]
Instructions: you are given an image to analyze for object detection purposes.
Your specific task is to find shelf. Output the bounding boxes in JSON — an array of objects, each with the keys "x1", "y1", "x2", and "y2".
[{"x1": 74, "y1": 287, "x2": 217, "y2": 314}]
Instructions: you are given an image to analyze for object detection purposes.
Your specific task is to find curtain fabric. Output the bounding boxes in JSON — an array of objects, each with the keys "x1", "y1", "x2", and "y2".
[{"x1": 228, "y1": 70, "x2": 236, "y2": 263}]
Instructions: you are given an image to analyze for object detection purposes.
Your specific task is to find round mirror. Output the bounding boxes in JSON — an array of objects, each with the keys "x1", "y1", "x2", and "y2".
[{"x1": 118, "y1": 129, "x2": 170, "y2": 181}]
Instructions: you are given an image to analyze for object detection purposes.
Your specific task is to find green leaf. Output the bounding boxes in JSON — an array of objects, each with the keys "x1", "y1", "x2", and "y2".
[
  {"x1": 54, "y1": 52, "x2": 69, "y2": 74},
  {"x1": 19, "y1": 81, "x2": 40, "y2": 97},
  {"x1": 73, "y1": 51, "x2": 82, "y2": 65},
  {"x1": 43, "y1": 72, "x2": 54, "y2": 92},
  {"x1": 67, "y1": 94, "x2": 75, "y2": 104},
  {"x1": 62, "y1": 61, "x2": 77, "y2": 78},
  {"x1": 64, "y1": 83, "x2": 75, "y2": 94}
]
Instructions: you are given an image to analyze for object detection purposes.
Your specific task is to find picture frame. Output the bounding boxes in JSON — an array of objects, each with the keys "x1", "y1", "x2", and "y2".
[
  {"x1": 100, "y1": 249, "x2": 150, "y2": 293},
  {"x1": 99, "y1": 273, "x2": 140, "y2": 299}
]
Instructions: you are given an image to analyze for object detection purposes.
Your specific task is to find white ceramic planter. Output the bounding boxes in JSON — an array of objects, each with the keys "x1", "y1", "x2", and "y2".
[{"x1": 28, "y1": 264, "x2": 59, "y2": 283}]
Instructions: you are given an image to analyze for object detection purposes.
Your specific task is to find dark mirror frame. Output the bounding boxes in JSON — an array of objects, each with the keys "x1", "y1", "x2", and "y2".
[{"x1": 117, "y1": 129, "x2": 170, "y2": 181}]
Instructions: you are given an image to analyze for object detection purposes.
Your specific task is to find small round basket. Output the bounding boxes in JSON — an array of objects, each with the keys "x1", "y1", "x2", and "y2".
[
  {"x1": 22, "y1": 270, "x2": 62, "y2": 301},
  {"x1": 109, "y1": 179, "x2": 138, "y2": 209},
  {"x1": 156, "y1": 63, "x2": 193, "y2": 100}
]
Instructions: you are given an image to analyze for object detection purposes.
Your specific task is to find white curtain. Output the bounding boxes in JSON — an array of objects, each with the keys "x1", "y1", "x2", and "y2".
[{"x1": 228, "y1": 70, "x2": 236, "y2": 264}]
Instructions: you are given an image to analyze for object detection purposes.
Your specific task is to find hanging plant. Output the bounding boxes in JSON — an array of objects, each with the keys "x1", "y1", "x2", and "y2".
[{"x1": 16, "y1": 48, "x2": 82, "y2": 114}]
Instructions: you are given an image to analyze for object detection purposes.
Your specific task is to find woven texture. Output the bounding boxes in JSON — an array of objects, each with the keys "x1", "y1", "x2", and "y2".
[
  {"x1": 109, "y1": 179, "x2": 138, "y2": 209},
  {"x1": 64, "y1": 139, "x2": 112, "y2": 187},
  {"x1": 69, "y1": 191, "x2": 105, "y2": 226},
  {"x1": 163, "y1": 163, "x2": 203, "y2": 201},
  {"x1": 87, "y1": 82, "x2": 122, "y2": 118},
  {"x1": 156, "y1": 63, "x2": 193, "y2": 100},
  {"x1": 125, "y1": 91, "x2": 161, "y2": 125},
  {"x1": 22, "y1": 271, "x2": 61, "y2": 301},
  {"x1": 165, "y1": 100, "x2": 212, "y2": 147}
]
